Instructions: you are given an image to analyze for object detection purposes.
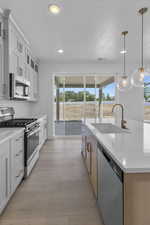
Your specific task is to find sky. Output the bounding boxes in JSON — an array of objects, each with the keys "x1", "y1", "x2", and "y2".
[
  {"x1": 144, "y1": 76, "x2": 150, "y2": 84},
  {"x1": 103, "y1": 83, "x2": 115, "y2": 97}
]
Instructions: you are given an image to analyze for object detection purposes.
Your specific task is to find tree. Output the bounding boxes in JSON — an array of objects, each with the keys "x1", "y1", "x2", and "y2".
[{"x1": 106, "y1": 93, "x2": 111, "y2": 101}]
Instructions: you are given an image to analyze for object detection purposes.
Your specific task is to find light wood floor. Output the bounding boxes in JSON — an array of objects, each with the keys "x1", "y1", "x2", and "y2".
[{"x1": 0, "y1": 137, "x2": 103, "y2": 225}]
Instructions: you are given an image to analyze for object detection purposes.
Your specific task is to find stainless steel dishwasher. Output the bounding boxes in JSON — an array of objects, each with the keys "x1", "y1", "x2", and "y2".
[{"x1": 97, "y1": 142, "x2": 123, "y2": 225}]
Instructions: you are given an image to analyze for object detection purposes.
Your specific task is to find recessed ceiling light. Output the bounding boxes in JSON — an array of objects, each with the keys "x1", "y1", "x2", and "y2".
[
  {"x1": 57, "y1": 49, "x2": 64, "y2": 54},
  {"x1": 120, "y1": 50, "x2": 127, "y2": 54},
  {"x1": 48, "y1": 4, "x2": 61, "y2": 14}
]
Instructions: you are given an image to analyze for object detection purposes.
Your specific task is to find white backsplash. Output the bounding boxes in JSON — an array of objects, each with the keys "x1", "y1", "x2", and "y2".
[{"x1": 0, "y1": 100, "x2": 32, "y2": 118}]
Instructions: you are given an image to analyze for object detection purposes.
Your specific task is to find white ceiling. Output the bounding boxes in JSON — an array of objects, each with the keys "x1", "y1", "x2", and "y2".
[{"x1": 0, "y1": 0, "x2": 150, "y2": 64}]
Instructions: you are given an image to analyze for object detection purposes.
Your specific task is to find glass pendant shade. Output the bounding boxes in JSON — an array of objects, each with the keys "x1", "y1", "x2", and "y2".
[
  {"x1": 117, "y1": 74, "x2": 132, "y2": 92},
  {"x1": 131, "y1": 67, "x2": 145, "y2": 87},
  {"x1": 131, "y1": 8, "x2": 149, "y2": 87},
  {"x1": 132, "y1": 67, "x2": 150, "y2": 87}
]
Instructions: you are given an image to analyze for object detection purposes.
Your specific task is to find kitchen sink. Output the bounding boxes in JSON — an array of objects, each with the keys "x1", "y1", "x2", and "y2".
[{"x1": 91, "y1": 123, "x2": 130, "y2": 134}]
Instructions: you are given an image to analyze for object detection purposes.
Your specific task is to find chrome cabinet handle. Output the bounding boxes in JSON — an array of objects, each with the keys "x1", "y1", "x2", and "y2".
[
  {"x1": 15, "y1": 149, "x2": 23, "y2": 157},
  {"x1": 16, "y1": 136, "x2": 23, "y2": 142},
  {"x1": 16, "y1": 169, "x2": 23, "y2": 178}
]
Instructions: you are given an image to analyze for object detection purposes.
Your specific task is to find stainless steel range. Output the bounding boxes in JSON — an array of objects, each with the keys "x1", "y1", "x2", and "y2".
[{"x1": 0, "y1": 107, "x2": 40, "y2": 177}]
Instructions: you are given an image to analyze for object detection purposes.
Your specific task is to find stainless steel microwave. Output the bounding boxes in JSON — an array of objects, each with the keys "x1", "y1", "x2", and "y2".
[{"x1": 10, "y1": 73, "x2": 30, "y2": 100}]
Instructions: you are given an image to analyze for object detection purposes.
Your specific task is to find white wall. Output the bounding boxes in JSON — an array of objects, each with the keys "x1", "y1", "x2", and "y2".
[
  {"x1": 31, "y1": 62, "x2": 144, "y2": 138},
  {"x1": 117, "y1": 86, "x2": 144, "y2": 121}
]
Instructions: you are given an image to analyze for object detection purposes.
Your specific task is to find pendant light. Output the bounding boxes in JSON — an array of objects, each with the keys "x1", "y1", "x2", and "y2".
[
  {"x1": 131, "y1": 8, "x2": 149, "y2": 87},
  {"x1": 117, "y1": 31, "x2": 132, "y2": 91}
]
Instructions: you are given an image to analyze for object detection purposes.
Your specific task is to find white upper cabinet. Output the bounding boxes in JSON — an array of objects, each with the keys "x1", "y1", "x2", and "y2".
[
  {"x1": 1, "y1": 9, "x2": 39, "y2": 101},
  {"x1": 9, "y1": 22, "x2": 27, "y2": 82},
  {"x1": 27, "y1": 54, "x2": 39, "y2": 102},
  {"x1": 0, "y1": 13, "x2": 5, "y2": 98},
  {"x1": 9, "y1": 22, "x2": 39, "y2": 101}
]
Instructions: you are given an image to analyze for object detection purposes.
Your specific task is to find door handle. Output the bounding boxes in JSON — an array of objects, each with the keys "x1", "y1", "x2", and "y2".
[{"x1": 86, "y1": 143, "x2": 91, "y2": 152}]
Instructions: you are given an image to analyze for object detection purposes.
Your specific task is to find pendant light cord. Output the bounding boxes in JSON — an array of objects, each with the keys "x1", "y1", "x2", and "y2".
[
  {"x1": 141, "y1": 12, "x2": 144, "y2": 68},
  {"x1": 124, "y1": 33, "x2": 126, "y2": 75}
]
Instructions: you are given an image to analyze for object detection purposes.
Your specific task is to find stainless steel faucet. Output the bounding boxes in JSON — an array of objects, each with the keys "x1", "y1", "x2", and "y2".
[{"x1": 112, "y1": 104, "x2": 127, "y2": 129}]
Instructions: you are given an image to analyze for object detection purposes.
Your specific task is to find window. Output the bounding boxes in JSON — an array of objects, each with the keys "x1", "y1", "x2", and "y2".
[
  {"x1": 144, "y1": 76, "x2": 150, "y2": 120},
  {"x1": 102, "y1": 82, "x2": 116, "y2": 118}
]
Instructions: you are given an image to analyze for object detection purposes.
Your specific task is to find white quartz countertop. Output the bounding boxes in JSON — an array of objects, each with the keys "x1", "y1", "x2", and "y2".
[
  {"x1": 37, "y1": 115, "x2": 47, "y2": 121},
  {"x1": 0, "y1": 128, "x2": 24, "y2": 145},
  {"x1": 86, "y1": 120, "x2": 150, "y2": 173}
]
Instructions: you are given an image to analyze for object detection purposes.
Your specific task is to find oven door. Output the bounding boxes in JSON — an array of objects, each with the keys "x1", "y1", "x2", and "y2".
[{"x1": 25, "y1": 128, "x2": 39, "y2": 166}]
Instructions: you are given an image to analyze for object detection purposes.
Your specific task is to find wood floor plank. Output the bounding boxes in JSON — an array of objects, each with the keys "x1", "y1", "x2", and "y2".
[{"x1": 0, "y1": 138, "x2": 102, "y2": 225}]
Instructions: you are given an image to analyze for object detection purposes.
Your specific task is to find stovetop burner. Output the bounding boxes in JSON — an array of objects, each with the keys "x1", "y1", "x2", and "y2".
[{"x1": 0, "y1": 118, "x2": 37, "y2": 127}]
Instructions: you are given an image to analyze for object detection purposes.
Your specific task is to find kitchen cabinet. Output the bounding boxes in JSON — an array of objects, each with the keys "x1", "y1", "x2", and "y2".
[
  {"x1": 9, "y1": 22, "x2": 26, "y2": 81},
  {"x1": 83, "y1": 123, "x2": 150, "y2": 225},
  {"x1": 85, "y1": 140, "x2": 91, "y2": 175},
  {"x1": 97, "y1": 145, "x2": 101, "y2": 207},
  {"x1": 81, "y1": 126, "x2": 97, "y2": 197},
  {"x1": 10, "y1": 131, "x2": 24, "y2": 192},
  {"x1": 0, "y1": 129, "x2": 24, "y2": 215},
  {"x1": 0, "y1": 140, "x2": 11, "y2": 214},
  {"x1": 90, "y1": 135, "x2": 97, "y2": 197},
  {"x1": 1, "y1": 9, "x2": 39, "y2": 101},
  {"x1": 27, "y1": 53, "x2": 39, "y2": 101},
  {"x1": 0, "y1": 13, "x2": 5, "y2": 98},
  {"x1": 39, "y1": 116, "x2": 47, "y2": 149}
]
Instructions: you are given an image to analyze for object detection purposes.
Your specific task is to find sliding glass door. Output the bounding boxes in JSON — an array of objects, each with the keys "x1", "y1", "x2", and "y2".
[
  {"x1": 85, "y1": 76, "x2": 96, "y2": 123},
  {"x1": 54, "y1": 74, "x2": 115, "y2": 136}
]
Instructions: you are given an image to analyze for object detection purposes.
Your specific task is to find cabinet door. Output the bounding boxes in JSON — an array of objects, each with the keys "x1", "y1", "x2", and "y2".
[
  {"x1": 43, "y1": 122, "x2": 47, "y2": 142},
  {"x1": 11, "y1": 132, "x2": 24, "y2": 192},
  {"x1": 0, "y1": 17, "x2": 4, "y2": 98},
  {"x1": 97, "y1": 148, "x2": 102, "y2": 207},
  {"x1": 90, "y1": 136, "x2": 97, "y2": 197},
  {"x1": 12, "y1": 30, "x2": 25, "y2": 78},
  {"x1": 33, "y1": 70, "x2": 38, "y2": 99},
  {"x1": 24, "y1": 49, "x2": 30, "y2": 82},
  {"x1": 0, "y1": 141, "x2": 11, "y2": 213},
  {"x1": 28, "y1": 67, "x2": 38, "y2": 101},
  {"x1": 29, "y1": 67, "x2": 34, "y2": 100},
  {"x1": 10, "y1": 51, "x2": 19, "y2": 75},
  {"x1": 85, "y1": 140, "x2": 92, "y2": 175}
]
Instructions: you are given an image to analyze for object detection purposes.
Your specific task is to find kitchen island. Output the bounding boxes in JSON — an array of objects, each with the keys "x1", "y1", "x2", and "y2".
[{"x1": 82, "y1": 120, "x2": 150, "y2": 225}]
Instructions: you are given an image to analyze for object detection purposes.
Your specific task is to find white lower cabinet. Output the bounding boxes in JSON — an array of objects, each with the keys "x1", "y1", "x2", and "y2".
[
  {"x1": 39, "y1": 116, "x2": 47, "y2": 149},
  {"x1": 0, "y1": 130, "x2": 24, "y2": 214},
  {"x1": 11, "y1": 132, "x2": 24, "y2": 192},
  {"x1": 0, "y1": 140, "x2": 11, "y2": 214}
]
